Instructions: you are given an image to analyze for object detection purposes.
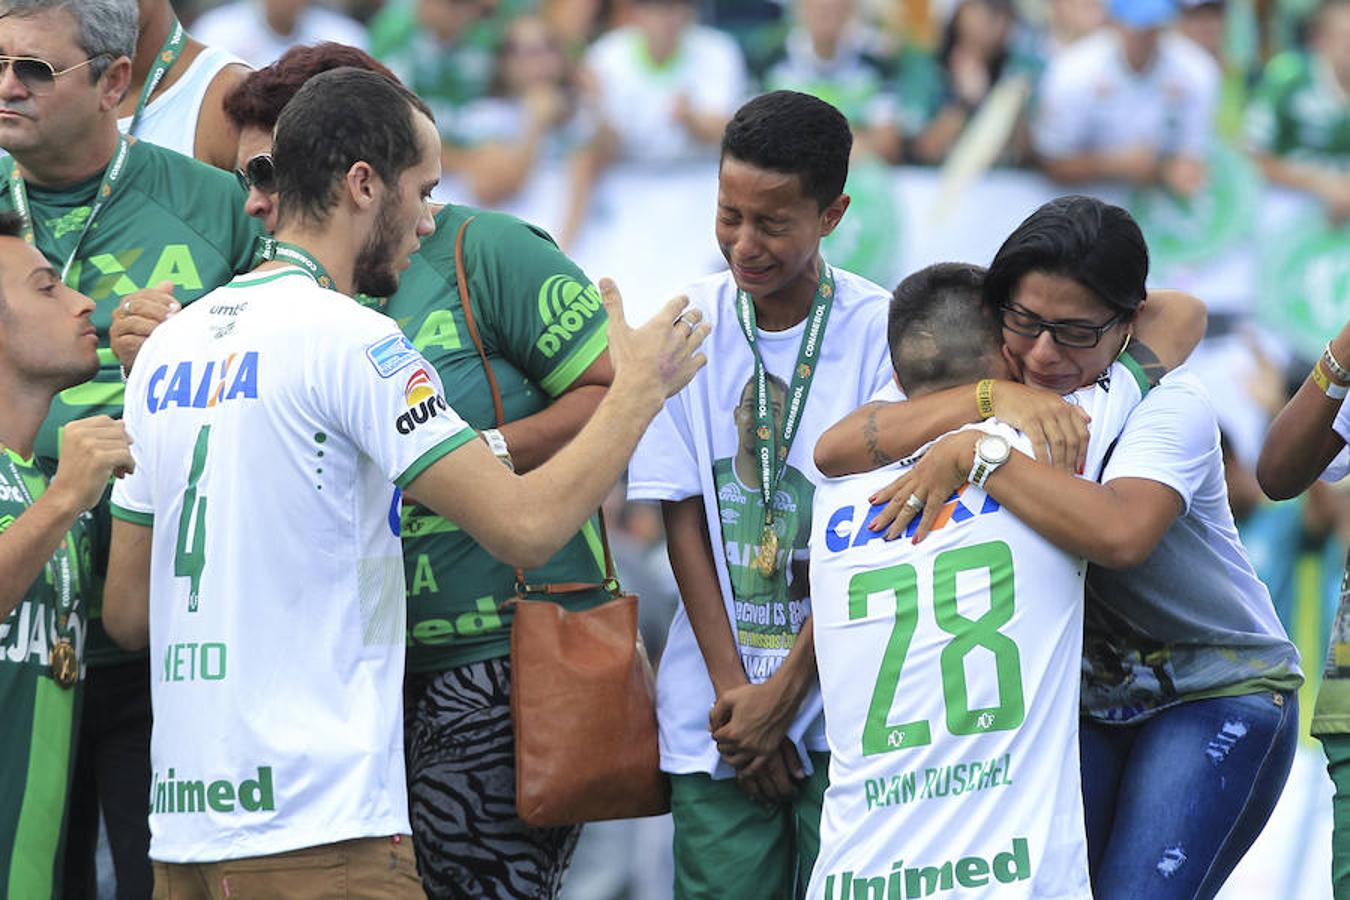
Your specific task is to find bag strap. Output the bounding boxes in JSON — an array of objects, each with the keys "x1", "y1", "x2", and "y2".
[
  {"x1": 452, "y1": 216, "x2": 619, "y2": 598},
  {"x1": 454, "y1": 216, "x2": 506, "y2": 428}
]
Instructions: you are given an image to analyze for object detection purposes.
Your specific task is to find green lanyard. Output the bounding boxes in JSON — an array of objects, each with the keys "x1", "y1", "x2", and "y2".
[
  {"x1": 1, "y1": 448, "x2": 79, "y2": 687},
  {"x1": 126, "y1": 17, "x2": 186, "y2": 138},
  {"x1": 733, "y1": 263, "x2": 835, "y2": 578},
  {"x1": 253, "y1": 237, "x2": 336, "y2": 290},
  {"x1": 10, "y1": 133, "x2": 133, "y2": 286}
]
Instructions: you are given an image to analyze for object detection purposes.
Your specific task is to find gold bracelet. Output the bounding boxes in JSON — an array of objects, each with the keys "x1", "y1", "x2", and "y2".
[
  {"x1": 976, "y1": 379, "x2": 996, "y2": 419},
  {"x1": 1311, "y1": 360, "x2": 1349, "y2": 400}
]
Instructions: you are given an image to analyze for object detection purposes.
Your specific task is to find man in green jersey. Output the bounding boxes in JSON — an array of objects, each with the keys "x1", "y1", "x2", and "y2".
[
  {"x1": 0, "y1": 208, "x2": 134, "y2": 898},
  {"x1": 0, "y1": 0, "x2": 261, "y2": 893},
  {"x1": 115, "y1": 44, "x2": 616, "y2": 899},
  {"x1": 1245, "y1": 0, "x2": 1350, "y2": 223}
]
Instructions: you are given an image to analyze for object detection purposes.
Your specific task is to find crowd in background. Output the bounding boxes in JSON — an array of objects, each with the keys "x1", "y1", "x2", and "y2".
[{"x1": 170, "y1": 0, "x2": 1348, "y2": 225}]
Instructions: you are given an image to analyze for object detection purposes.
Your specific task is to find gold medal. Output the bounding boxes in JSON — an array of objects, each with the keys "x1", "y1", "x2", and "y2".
[
  {"x1": 50, "y1": 639, "x2": 78, "y2": 689},
  {"x1": 754, "y1": 524, "x2": 780, "y2": 578}
]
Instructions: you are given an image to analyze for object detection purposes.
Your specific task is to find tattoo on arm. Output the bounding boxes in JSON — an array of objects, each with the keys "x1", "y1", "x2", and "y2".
[
  {"x1": 1126, "y1": 340, "x2": 1168, "y2": 388},
  {"x1": 863, "y1": 406, "x2": 896, "y2": 468}
]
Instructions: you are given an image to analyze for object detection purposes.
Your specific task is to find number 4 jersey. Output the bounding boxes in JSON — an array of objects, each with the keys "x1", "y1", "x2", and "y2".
[
  {"x1": 110, "y1": 266, "x2": 477, "y2": 863},
  {"x1": 806, "y1": 361, "x2": 1147, "y2": 900}
]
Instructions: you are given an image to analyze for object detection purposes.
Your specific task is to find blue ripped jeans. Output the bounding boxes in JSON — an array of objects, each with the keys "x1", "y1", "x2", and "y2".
[{"x1": 1080, "y1": 691, "x2": 1298, "y2": 900}]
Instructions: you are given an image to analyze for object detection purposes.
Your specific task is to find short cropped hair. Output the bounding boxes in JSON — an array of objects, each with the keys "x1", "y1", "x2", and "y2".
[
  {"x1": 889, "y1": 262, "x2": 1002, "y2": 394},
  {"x1": 0, "y1": 211, "x2": 25, "y2": 239},
  {"x1": 271, "y1": 67, "x2": 434, "y2": 227},
  {"x1": 0, "y1": 0, "x2": 135, "y2": 80},
  {"x1": 223, "y1": 43, "x2": 402, "y2": 132},
  {"x1": 984, "y1": 195, "x2": 1148, "y2": 318},
  {"x1": 720, "y1": 90, "x2": 852, "y2": 211}
]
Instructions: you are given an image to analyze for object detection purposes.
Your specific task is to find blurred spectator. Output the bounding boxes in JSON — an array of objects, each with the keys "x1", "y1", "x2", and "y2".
[
  {"x1": 1226, "y1": 430, "x2": 1344, "y2": 634},
  {"x1": 902, "y1": 0, "x2": 1035, "y2": 164},
  {"x1": 601, "y1": 487, "x2": 681, "y2": 662},
  {"x1": 757, "y1": 0, "x2": 904, "y2": 162},
  {"x1": 705, "y1": 0, "x2": 789, "y2": 61},
  {"x1": 191, "y1": 0, "x2": 368, "y2": 67},
  {"x1": 1245, "y1": 0, "x2": 1350, "y2": 222},
  {"x1": 1032, "y1": 0, "x2": 1220, "y2": 197},
  {"x1": 371, "y1": 0, "x2": 497, "y2": 147},
  {"x1": 1012, "y1": 0, "x2": 1107, "y2": 70},
  {"x1": 1179, "y1": 0, "x2": 1227, "y2": 61},
  {"x1": 542, "y1": 0, "x2": 615, "y2": 60},
  {"x1": 581, "y1": 0, "x2": 749, "y2": 164},
  {"x1": 455, "y1": 15, "x2": 592, "y2": 203},
  {"x1": 1046, "y1": 0, "x2": 1108, "y2": 46}
]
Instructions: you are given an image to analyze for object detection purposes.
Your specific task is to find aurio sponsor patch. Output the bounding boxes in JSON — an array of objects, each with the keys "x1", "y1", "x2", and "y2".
[
  {"x1": 366, "y1": 333, "x2": 421, "y2": 378},
  {"x1": 395, "y1": 367, "x2": 450, "y2": 436}
]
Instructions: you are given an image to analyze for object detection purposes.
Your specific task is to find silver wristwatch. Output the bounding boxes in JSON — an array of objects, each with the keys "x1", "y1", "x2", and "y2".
[
  {"x1": 968, "y1": 433, "x2": 1011, "y2": 489},
  {"x1": 481, "y1": 428, "x2": 514, "y2": 472}
]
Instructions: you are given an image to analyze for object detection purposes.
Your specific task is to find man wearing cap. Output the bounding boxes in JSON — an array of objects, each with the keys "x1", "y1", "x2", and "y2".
[{"x1": 1031, "y1": 0, "x2": 1220, "y2": 198}]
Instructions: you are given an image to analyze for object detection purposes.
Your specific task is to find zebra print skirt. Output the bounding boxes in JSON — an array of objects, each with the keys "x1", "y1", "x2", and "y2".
[{"x1": 403, "y1": 657, "x2": 583, "y2": 899}]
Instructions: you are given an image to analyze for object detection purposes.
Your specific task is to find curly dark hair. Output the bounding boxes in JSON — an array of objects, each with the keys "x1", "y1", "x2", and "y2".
[{"x1": 720, "y1": 91, "x2": 852, "y2": 211}]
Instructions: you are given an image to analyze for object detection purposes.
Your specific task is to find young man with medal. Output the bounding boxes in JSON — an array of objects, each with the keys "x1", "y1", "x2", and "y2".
[
  {"x1": 99, "y1": 68, "x2": 706, "y2": 897},
  {"x1": 628, "y1": 90, "x2": 895, "y2": 899},
  {"x1": 0, "y1": 209, "x2": 135, "y2": 898},
  {"x1": 0, "y1": 0, "x2": 262, "y2": 893}
]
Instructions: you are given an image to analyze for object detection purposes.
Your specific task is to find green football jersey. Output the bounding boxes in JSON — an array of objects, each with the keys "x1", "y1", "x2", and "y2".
[
  {"x1": 0, "y1": 450, "x2": 93, "y2": 899},
  {"x1": 0, "y1": 140, "x2": 263, "y2": 665},
  {"x1": 382, "y1": 205, "x2": 610, "y2": 672},
  {"x1": 1246, "y1": 51, "x2": 1350, "y2": 167}
]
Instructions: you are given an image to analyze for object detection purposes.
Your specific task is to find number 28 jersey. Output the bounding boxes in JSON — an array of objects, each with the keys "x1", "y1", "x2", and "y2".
[
  {"x1": 806, "y1": 362, "x2": 1146, "y2": 900},
  {"x1": 807, "y1": 429, "x2": 1089, "y2": 899}
]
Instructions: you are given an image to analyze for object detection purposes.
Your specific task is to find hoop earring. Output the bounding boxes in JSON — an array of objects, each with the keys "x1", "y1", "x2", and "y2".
[{"x1": 1115, "y1": 331, "x2": 1133, "y2": 362}]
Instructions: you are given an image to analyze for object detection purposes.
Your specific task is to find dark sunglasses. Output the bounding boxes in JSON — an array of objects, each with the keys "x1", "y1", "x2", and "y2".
[
  {"x1": 234, "y1": 153, "x2": 275, "y2": 193},
  {"x1": 0, "y1": 53, "x2": 110, "y2": 95},
  {"x1": 1000, "y1": 303, "x2": 1122, "y2": 349}
]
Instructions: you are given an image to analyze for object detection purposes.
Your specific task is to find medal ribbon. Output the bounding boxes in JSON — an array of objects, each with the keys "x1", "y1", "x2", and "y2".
[
  {"x1": 733, "y1": 263, "x2": 835, "y2": 551},
  {"x1": 126, "y1": 17, "x2": 186, "y2": 137},
  {"x1": 253, "y1": 237, "x2": 336, "y2": 290},
  {"x1": 10, "y1": 133, "x2": 133, "y2": 285},
  {"x1": 1, "y1": 449, "x2": 77, "y2": 644}
]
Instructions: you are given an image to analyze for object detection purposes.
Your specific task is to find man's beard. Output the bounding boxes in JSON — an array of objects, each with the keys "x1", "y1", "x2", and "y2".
[{"x1": 352, "y1": 195, "x2": 403, "y2": 298}]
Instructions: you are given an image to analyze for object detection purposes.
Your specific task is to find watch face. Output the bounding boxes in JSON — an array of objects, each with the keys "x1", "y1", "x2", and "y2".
[{"x1": 978, "y1": 434, "x2": 1012, "y2": 465}]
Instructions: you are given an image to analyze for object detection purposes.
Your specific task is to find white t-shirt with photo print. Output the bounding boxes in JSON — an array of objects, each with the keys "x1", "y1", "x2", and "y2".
[{"x1": 628, "y1": 265, "x2": 892, "y2": 778}]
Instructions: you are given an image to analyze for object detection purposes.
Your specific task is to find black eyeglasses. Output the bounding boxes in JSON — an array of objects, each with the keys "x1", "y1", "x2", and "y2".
[
  {"x1": 0, "y1": 53, "x2": 110, "y2": 95},
  {"x1": 234, "y1": 153, "x2": 275, "y2": 193},
  {"x1": 1000, "y1": 303, "x2": 1122, "y2": 349}
]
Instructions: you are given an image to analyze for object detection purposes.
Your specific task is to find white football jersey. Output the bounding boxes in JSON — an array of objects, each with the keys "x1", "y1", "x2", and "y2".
[
  {"x1": 112, "y1": 265, "x2": 477, "y2": 862},
  {"x1": 806, "y1": 364, "x2": 1145, "y2": 900}
]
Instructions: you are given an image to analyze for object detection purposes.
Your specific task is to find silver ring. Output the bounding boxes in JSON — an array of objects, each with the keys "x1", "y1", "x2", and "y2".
[
  {"x1": 122, "y1": 300, "x2": 132, "y2": 314},
  {"x1": 675, "y1": 313, "x2": 698, "y2": 331},
  {"x1": 904, "y1": 493, "x2": 924, "y2": 513}
]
